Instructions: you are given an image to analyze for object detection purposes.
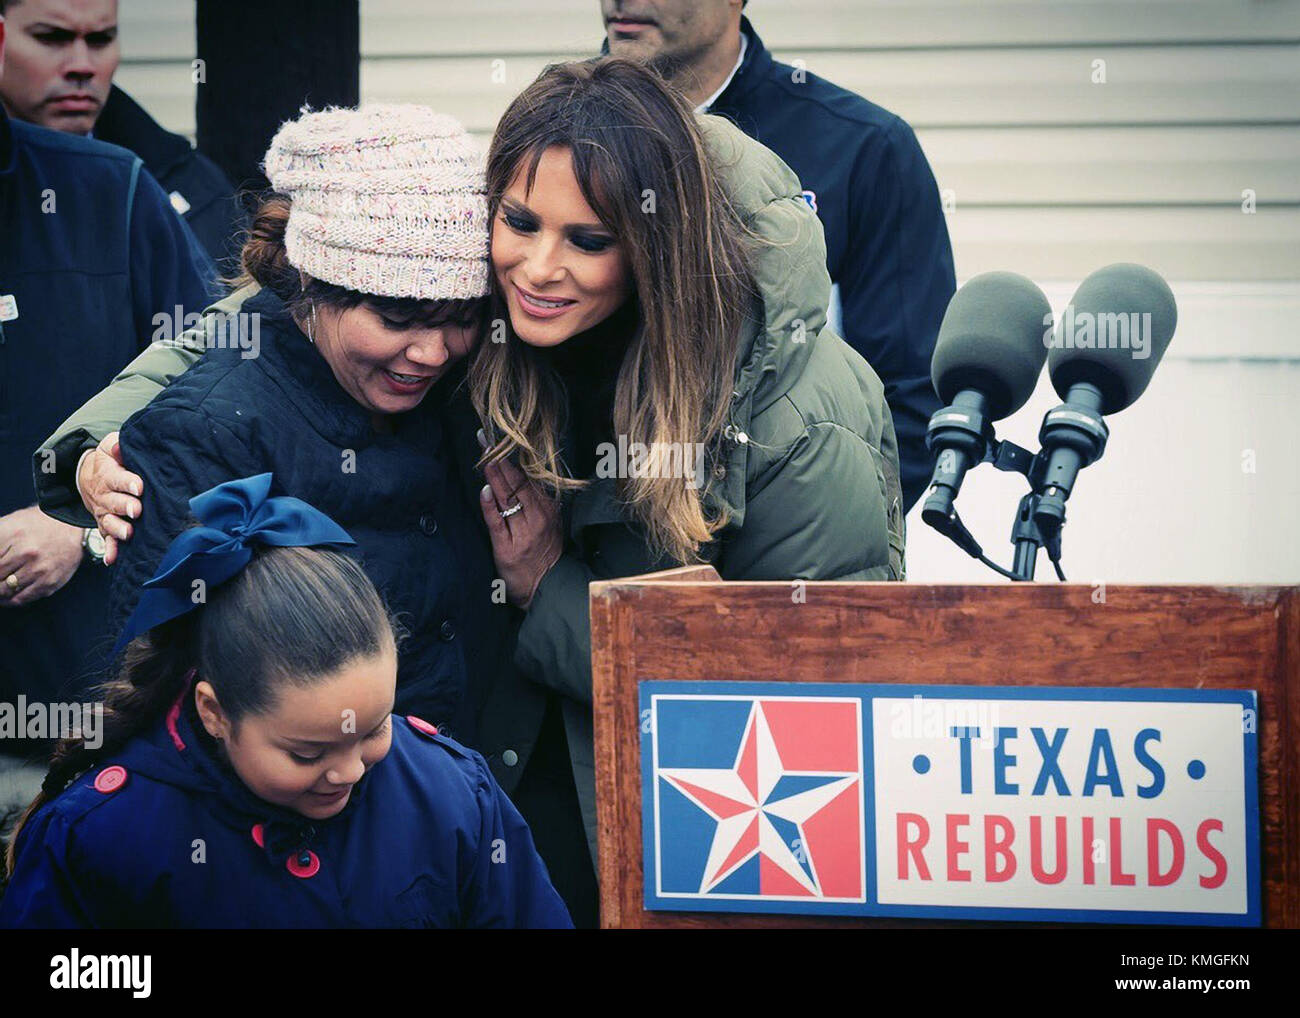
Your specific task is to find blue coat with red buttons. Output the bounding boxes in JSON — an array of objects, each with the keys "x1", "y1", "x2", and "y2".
[{"x1": 0, "y1": 698, "x2": 572, "y2": 929}]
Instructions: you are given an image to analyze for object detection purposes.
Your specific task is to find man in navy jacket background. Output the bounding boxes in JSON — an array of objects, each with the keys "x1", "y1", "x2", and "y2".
[
  {"x1": 0, "y1": 0, "x2": 238, "y2": 273},
  {"x1": 604, "y1": 0, "x2": 956, "y2": 512},
  {"x1": 0, "y1": 10, "x2": 211, "y2": 779}
]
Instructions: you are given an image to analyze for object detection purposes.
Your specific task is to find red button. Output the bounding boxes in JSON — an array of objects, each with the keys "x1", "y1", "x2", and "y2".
[
  {"x1": 251, "y1": 823, "x2": 265, "y2": 848},
  {"x1": 94, "y1": 766, "x2": 128, "y2": 794},
  {"x1": 286, "y1": 850, "x2": 320, "y2": 879},
  {"x1": 406, "y1": 715, "x2": 438, "y2": 737}
]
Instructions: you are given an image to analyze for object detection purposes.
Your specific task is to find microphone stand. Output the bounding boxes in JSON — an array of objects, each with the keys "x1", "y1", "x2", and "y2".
[
  {"x1": 994, "y1": 441, "x2": 1062, "y2": 581},
  {"x1": 1010, "y1": 492, "x2": 1044, "y2": 580},
  {"x1": 923, "y1": 431, "x2": 1066, "y2": 582},
  {"x1": 1009, "y1": 491, "x2": 1062, "y2": 581}
]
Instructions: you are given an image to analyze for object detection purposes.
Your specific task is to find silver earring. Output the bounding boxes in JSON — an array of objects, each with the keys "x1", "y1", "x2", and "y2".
[{"x1": 308, "y1": 302, "x2": 318, "y2": 345}]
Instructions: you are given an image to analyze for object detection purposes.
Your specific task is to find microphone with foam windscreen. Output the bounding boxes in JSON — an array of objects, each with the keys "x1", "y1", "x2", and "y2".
[
  {"x1": 1033, "y1": 263, "x2": 1178, "y2": 534},
  {"x1": 923, "y1": 272, "x2": 1053, "y2": 541}
]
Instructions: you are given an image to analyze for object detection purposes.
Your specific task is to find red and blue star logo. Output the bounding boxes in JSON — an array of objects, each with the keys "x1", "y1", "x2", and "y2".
[{"x1": 644, "y1": 690, "x2": 867, "y2": 911}]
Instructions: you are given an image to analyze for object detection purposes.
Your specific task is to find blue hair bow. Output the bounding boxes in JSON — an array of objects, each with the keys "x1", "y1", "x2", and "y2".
[{"x1": 112, "y1": 473, "x2": 356, "y2": 654}]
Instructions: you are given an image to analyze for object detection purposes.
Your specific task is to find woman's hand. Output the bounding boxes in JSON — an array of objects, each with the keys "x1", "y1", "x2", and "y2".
[
  {"x1": 78, "y1": 432, "x2": 144, "y2": 566},
  {"x1": 479, "y1": 445, "x2": 563, "y2": 611}
]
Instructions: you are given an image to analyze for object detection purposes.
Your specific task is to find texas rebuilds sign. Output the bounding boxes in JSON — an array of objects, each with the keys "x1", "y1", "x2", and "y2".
[{"x1": 641, "y1": 682, "x2": 1259, "y2": 925}]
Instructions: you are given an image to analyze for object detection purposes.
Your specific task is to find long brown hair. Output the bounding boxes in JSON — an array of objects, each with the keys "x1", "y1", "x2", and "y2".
[
  {"x1": 472, "y1": 58, "x2": 761, "y2": 564},
  {"x1": 5, "y1": 546, "x2": 399, "y2": 876}
]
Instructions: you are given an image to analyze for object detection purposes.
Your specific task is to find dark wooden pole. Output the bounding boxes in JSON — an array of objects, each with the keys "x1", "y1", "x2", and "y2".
[{"x1": 194, "y1": 0, "x2": 360, "y2": 193}]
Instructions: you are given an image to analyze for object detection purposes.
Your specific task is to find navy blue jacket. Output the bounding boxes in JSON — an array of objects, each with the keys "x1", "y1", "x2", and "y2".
[
  {"x1": 0, "y1": 699, "x2": 571, "y2": 928},
  {"x1": 0, "y1": 109, "x2": 212, "y2": 719},
  {"x1": 95, "y1": 86, "x2": 244, "y2": 276},
  {"x1": 109, "y1": 287, "x2": 509, "y2": 741},
  {"x1": 704, "y1": 17, "x2": 956, "y2": 510}
]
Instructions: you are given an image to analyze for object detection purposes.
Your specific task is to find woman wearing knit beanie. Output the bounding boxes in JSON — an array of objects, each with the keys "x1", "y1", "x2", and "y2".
[
  {"x1": 88, "y1": 106, "x2": 519, "y2": 839},
  {"x1": 44, "y1": 61, "x2": 902, "y2": 928},
  {"x1": 40, "y1": 101, "x2": 586, "y2": 926}
]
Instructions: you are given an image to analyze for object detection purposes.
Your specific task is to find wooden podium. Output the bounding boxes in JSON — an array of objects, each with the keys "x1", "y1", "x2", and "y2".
[{"x1": 590, "y1": 570, "x2": 1298, "y2": 928}]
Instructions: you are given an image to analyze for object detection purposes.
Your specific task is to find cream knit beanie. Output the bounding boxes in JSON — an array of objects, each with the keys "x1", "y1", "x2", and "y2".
[{"x1": 263, "y1": 104, "x2": 490, "y2": 300}]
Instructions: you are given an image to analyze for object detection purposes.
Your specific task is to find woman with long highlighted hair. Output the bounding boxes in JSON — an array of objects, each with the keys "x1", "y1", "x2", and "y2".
[{"x1": 36, "y1": 59, "x2": 904, "y2": 926}]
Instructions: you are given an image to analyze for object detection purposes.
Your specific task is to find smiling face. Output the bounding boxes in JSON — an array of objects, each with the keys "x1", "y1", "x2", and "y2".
[
  {"x1": 305, "y1": 299, "x2": 480, "y2": 415},
  {"x1": 0, "y1": 0, "x2": 119, "y2": 134},
  {"x1": 491, "y1": 145, "x2": 633, "y2": 348},
  {"x1": 195, "y1": 645, "x2": 397, "y2": 821}
]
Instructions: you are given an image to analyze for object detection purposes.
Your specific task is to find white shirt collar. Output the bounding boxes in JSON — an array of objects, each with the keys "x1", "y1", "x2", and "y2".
[{"x1": 695, "y1": 33, "x2": 748, "y2": 113}]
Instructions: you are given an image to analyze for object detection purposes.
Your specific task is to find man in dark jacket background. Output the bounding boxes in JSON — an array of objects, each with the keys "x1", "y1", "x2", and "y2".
[
  {"x1": 95, "y1": 84, "x2": 242, "y2": 275},
  {"x1": 0, "y1": 0, "x2": 240, "y2": 273},
  {"x1": 0, "y1": 10, "x2": 212, "y2": 795},
  {"x1": 604, "y1": 0, "x2": 956, "y2": 511}
]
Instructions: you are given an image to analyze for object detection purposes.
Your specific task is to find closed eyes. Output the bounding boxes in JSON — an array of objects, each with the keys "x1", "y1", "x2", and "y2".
[{"x1": 288, "y1": 718, "x2": 391, "y2": 764}]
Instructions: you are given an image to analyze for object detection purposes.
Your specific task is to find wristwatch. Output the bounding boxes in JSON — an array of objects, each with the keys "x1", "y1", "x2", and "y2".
[{"x1": 82, "y1": 527, "x2": 108, "y2": 565}]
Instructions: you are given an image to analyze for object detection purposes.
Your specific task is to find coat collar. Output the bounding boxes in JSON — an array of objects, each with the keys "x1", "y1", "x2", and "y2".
[
  {"x1": 709, "y1": 16, "x2": 771, "y2": 111},
  {"x1": 94, "y1": 85, "x2": 192, "y2": 179},
  {"x1": 161, "y1": 678, "x2": 376, "y2": 860}
]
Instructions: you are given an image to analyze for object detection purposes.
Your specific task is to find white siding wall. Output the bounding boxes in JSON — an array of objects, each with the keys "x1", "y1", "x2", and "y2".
[{"x1": 116, "y1": 0, "x2": 1300, "y2": 583}]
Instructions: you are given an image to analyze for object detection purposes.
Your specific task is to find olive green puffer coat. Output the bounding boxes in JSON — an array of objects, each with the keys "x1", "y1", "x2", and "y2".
[
  {"x1": 489, "y1": 114, "x2": 905, "y2": 861},
  {"x1": 34, "y1": 113, "x2": 906, "y2": 866}
]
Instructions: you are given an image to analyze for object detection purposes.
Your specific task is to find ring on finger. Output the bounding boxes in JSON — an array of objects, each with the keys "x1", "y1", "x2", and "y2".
[
  {"x1": 4, "y1": 573, "x2": 19, "y2": 594},
  {"x1": 499, "y1": 502, "x2": 524, "y2": 519}
]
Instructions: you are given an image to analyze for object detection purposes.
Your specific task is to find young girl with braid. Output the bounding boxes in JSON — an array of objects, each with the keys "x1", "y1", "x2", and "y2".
[{"x1": 1, "y1": 475, "x2": 570, "y2": 929}]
